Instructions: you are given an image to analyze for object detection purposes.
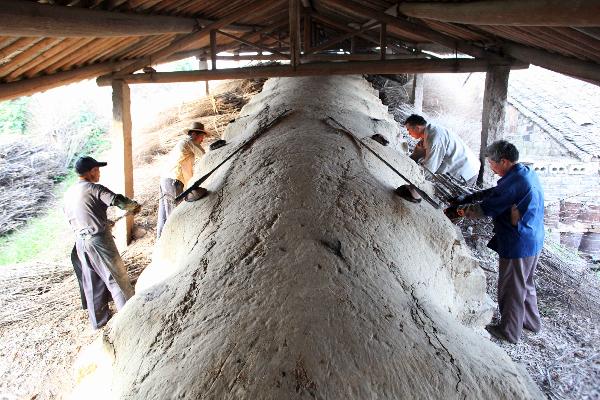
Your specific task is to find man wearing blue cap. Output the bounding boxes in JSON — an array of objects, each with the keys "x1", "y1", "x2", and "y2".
[{"x1": 64, "y1": 156, "x2": 141, "y2": 329}]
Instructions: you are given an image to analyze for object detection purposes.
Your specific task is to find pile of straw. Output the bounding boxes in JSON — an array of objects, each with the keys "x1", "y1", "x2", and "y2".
[
  {"x1": 134, "y1": 78, "x2": 266, "y2": 164},
  {"x1": 0, "y1": 138, "x2": 64, "y2": 235}
]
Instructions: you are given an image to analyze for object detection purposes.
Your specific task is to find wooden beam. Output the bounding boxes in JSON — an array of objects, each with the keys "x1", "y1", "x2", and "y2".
[
  {"x1": 307, "y1": 20, "x2": 379, "y2": 55},
  {"x1": 97, "y1": 58, "x2": 528, "y2": 86},
  {"x1": 110, "y1": 80, "x2": 134, "y2": 248},
  {"x1": 209, "y1": 53, "x2": 428, "y2": 61},
  {"x1": 0, "y1": 0, "x2": 259, "y2": 37},
  {"x1": 304, "y1": 53, "x2": 426, "y2": 61},
  {"x1": 0, "y1": 60, "x2": 131, "y2": 101},
  {"x1": 477, "y1": 65, "x2": 510, "y2": 185},
  {"x1": 289, "y1": 0, "x2": 301, "y2": 66},
  {"x1": 0, "y1": 0, "x2": 195, "y2": 37},
  {"x1": 502, "y1": 42, "x2": 600, "y2": 83},
  {"x1": 322, "y1": 0, "x2": 505, "y2": 61},
  {"x1": 311, "y1": 13, "x2": 414, "y2": 56},
  {"x1": 216, "y1": 30, "x2": 287, "y2": 58},
  {"x1": 109, "y1": 0, "x2": 279, "y2": 77},
  {"x1": 410, "y1": 74, "x2": 424, "y2": 113},
  {"x1": 574, "y1": 28, "x2": 600, "y2": 41},
  {"x1": 398, "y1": 0, "x2": 600, "y2": 27}
]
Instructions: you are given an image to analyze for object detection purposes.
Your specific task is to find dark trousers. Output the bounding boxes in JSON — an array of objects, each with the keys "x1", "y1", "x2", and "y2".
[
  {"x1": 75, "y1": 231, "x2": 134, "y2": 329},
  {"x1": 71, "y1": 245, "x2": 88, "y2": 310},
  {"x1": 157, "y1": 177, "x2": 184, "y2": 239},
  {"x1": 498, "y1": 254, "x2": 542, "y2": 343}
]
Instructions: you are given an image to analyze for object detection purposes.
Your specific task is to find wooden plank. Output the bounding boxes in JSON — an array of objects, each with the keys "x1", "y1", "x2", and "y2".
[
  {"x1": 89, "y1": 37, "x2": 140, "y2": 64},
  {"x1": 0, "y1": 38, "x2": 59, "y2": 78},
  {"x1": 97, "y1": 58, "x2": 528, "y2": 86},
  {"x1": 44, "y1": 38, "x2": 112, "y2": 74},
  {"x1": 0, "y1": 0, "x2": 198, "y2": 37},
  {"x1": 398, "y1": 0, "x2": 600, "y2": 27},
  {"x1": 0, "y1": 38, "x2": 39, "y2": 63},
  {"x1": 110, "y1": 0, "x2": 280, "y2": 77},
  {"x1": 6, "y1": 38, "x2": 75, "y2": 80},
  {"x1": 25, "y1": 38, "x2": 95, "y2": 78},
  {"x1": 477, "y1": 65, "x2": 510, "y2": 184},
  {"x1": 0, "y1": 59, "x2": 131, "y2": 101},
  {"x1": 110, "y1": 80, "x2": 134, "y2": 248}
]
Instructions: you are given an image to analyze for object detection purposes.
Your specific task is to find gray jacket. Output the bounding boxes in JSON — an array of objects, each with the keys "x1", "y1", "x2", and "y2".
[{"x1": 421, "y1": 123, "x2": 480, "y2": 181}]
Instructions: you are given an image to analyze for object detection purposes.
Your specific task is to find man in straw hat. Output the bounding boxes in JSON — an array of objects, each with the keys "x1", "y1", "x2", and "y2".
[
  {"x1": 157, "y1": 121, "x2": 208, "y2": 238},
  {"x1": 64, "y1": 156, "x2": 141, "y2": 329}
]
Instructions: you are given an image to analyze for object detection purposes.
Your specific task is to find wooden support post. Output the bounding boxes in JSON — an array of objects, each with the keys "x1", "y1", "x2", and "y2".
[
  {"x1": 477, "y1": 65, "x2": 510, "y2": 185},
  {"x1": 198, "y1": 57, "x2": 210, "y2": 95},
  {"x1": 210, "y1": 30, "x2": 217, "y2": 71},
  {"x1": 289, "y1": 0, "x2": 300, "y2": 66},
  {"x1": 350, "y1": 36, "x2": 356, "y2": 54},
  {"x1": 303, "y1": 13, "x2": 312, "y2": 54},
  {"x1": 410, "y1": 74, "x2": 424, "y2": 113},
  {"x1": 110, "y1": 80, "x2": 134, "y2": 249},
  {"x1": 380, "y1": 23, "x2": 387, "y2": 60}
]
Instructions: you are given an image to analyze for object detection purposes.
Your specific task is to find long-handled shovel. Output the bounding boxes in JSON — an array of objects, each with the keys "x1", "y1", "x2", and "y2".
[
  {"x1": 175, "y1": 108, "x2": 293, "y2": 203},
  {"x1": 323, "y1": 116, "x2": 441, "y2": 209}
]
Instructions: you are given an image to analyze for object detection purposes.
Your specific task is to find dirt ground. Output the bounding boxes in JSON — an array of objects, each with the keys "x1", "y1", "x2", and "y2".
[{"x1": 1, "y1": 77, "x2": 599, "y2": 399}]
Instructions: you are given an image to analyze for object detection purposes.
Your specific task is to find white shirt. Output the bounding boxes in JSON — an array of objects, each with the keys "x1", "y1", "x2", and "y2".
[{"x1": 421, "y1": 123, "x2": 480, "y2": 181}]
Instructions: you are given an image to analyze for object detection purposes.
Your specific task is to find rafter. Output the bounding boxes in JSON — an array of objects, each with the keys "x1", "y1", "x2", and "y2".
[
  {"x1": 397, "y1": 0, "x2": 600, "y2": 27},
  {"x1": 502, "y1": 42, "x2": 600, "y2": 83},
  {"x1": 310, "y1": 13, "x2": 416, "y2": 56},
  {"x1": 108, "y1": 0, "x2": 281, "y2": 78},
  {"x1": 216, "y1": 30, "x2": 287, "y2": 58},
  {"x1": 307, "y1": 20, "x2": 380, "y2": 55},
  {"x1": 321, "y1": 0, "x2": 506, "y2": 61},
  {"x1": 0, "y1": 59, "x2": 131, "y2": 101}
]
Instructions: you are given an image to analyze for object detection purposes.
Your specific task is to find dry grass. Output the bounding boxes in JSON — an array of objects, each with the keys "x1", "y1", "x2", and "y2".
[
  {"x1": 0, "y1": 138, "x2": 64, "y2": 235},
  {"x1": 458, "y1": 218, "x2": 600, "y2": 400},
  {"x1": 0, "y1": 78, "x2": 266, "y2": 399},
  {"x1": 134, "y1": 78, "x2": 266, "y2": 165}
]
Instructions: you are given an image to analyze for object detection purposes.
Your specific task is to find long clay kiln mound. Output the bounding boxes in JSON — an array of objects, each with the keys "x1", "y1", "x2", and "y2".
[{"x1": 104, "y1": 76, "x2": 542, "y2": 399}]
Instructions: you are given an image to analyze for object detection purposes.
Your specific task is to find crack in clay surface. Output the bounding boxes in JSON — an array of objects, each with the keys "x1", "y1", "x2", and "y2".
[{"x1": 91, "y1": 76, "x2": 544, "y2": 400}]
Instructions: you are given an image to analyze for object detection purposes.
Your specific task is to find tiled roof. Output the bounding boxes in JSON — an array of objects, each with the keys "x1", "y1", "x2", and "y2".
[{"x1": 508, "y1": 67, "x2": 600, "y2": 161}]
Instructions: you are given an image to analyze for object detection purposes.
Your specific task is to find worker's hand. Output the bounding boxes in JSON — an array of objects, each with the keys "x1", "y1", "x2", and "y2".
[
  {"x1": 184, "y1": 187, "x2": 208, "y2": 202},
  {"x1": 131, "y1": 202, "x2": 142, "y2": 215},
  {"x1": 122, "y1": 200, "x2": 141, "y2": 214},
  {"x1": 444, "y1": 206, "x2": 460, "y2": 220}
]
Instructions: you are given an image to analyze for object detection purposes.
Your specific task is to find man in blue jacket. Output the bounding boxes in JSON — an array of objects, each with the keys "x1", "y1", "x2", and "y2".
[{"x1": 448, "y1": 140, "x2": 544, "y2": 344}]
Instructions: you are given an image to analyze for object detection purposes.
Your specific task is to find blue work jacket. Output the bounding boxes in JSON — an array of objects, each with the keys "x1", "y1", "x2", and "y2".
[{"x1": 481, "y1": 163, "x2": 545, "y2": 259}]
